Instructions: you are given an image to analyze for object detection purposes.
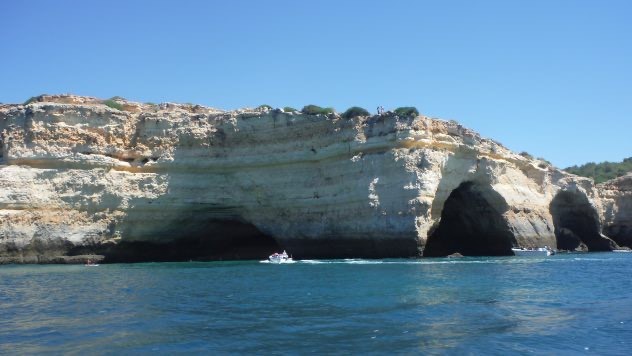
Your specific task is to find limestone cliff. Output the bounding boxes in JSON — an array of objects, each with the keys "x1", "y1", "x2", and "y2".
[
  {"x1": 597, "y1": 174, "x2": 632, "y2": 248},
  {"x1": 0, "y1": 95, "x2": 622, "y2": 263}
]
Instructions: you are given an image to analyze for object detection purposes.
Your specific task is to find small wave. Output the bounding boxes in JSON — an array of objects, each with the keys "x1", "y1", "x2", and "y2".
[
  {"x1": 298, "y1": 259, "x2": 388, "y2": 265},
  {"x1": 263, "y1": 255, "x2": 620, "y2": 265},
  {"x1": 343, "y1": 259, "x2": 380, "y2": 264},
  {"x1": 297, "y1": 259, "x2": 508, "y2": 265},
  {"x1": 572, "y1": 257, "x2": 611, "y2": 261},
  {"x1": 298, "y1": 259, "x2": 328, "y2": 264}
]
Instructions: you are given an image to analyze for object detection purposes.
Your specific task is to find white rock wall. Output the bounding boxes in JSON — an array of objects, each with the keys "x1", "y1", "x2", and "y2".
[{"x1": 0, "y1": 95, "x2": 619, "y2": 261}]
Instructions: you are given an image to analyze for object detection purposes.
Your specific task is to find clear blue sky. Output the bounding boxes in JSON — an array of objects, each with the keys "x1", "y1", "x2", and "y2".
[{"x1": 1, "y1": 0, "x2": 630, "y2": 167}]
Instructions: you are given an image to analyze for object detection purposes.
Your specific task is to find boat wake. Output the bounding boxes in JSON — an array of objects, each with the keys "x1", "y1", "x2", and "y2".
[
  {"x1": 291, "y1": 259, "x2": 533, "y2": 265},
  {"x1": 258, "y1": 253, "x2": 625, "y2": 265},
  {"x1": 259, "y1": 259, "x2": 296, "y2": 264}
]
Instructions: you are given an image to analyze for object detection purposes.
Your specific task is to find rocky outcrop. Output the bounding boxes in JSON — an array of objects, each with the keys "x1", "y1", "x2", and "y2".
[
  {"x1": 597, "y1": 174, "x2": 632, "y2": 248},
  {"x1": 0, "y1": 95, "x2": 622, "y2": 263}
]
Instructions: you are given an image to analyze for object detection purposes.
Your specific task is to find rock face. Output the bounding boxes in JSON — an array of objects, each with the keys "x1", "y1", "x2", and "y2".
[
  {"x1": 598, "y1": 174, "x2": 632, "y2": 248},
  {"x1": 0, "y1": 95, "x2": 624, "y2": 263}
]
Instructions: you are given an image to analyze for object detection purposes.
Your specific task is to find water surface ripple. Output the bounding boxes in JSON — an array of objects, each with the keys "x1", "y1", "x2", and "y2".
[{"x1": 1, "y1": 253, "x2": 631, "y2": 354}]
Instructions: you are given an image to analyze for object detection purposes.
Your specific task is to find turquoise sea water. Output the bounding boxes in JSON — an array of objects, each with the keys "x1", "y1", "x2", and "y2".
[{"x1": 1, "y1": 253, "x2": 631, "y2": 354}]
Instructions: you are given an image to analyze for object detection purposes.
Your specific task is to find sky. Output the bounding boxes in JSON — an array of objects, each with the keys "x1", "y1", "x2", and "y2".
[{"x1": 1, "y1": 0, "x2": 630, "y2": 168}]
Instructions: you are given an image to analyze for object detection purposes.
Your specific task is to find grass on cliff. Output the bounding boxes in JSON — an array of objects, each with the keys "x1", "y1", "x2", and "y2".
[
  {"x1": 342, "y1": 106, "x2": 370, "y2": 119},
  {"x1": 24, "y1": 95, "x2": 43, "y2": 105},
  {"x1": 565, "y1": 157, "x2": 632, "y2": 183},
  {"x1": 24, "y1": 97, "x2": 38, "y2": 105},
  {"x1": 103, "y1": 99, "x2": 125, "y2": 111},
  {"x1": 394, "y1": 106, "x2": 419, "y2": 117},
  {"x1": 301, "y1": 105, "x2": 335, "y2": 115}
]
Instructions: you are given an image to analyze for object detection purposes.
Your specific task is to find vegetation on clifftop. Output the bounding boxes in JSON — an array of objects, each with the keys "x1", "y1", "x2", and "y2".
[
  {"x1": 394, "y1": 106, "x2": 419, "y2": 117},
  {"x1": 301, "y1": 105, "x2": 335, "y2": 115},
  {"x1": 24, "y1": 95, "x2": 47, "y2": 105},
  {"x1": 103, "y1": 99, "x2": 125, "y2": 111},
  {"x1": 24, "y1": 96, "x2": 40, "y2": 105},
  {"x1": 341, "y1": 106, "x2": 370, "y2": 119},
  {"x1": 565, "y1": 157, "x2": 632, "y2": 183}
]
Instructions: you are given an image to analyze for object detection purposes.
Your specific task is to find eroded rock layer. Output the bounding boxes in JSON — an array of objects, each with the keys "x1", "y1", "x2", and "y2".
[
  {"x1": 0, "y1": 95, "x2": 624, "y2": 263},
  {"x1": 598, "y1": 174, "x2": 632, "y2": 248}
]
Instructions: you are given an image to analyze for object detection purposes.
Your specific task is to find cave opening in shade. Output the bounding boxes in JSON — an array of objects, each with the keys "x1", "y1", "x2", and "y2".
[
  {"x1": 97, "y1": 219, "x2": 282, "y2": 263},
  {"x1": 550, "y1": 190, "x2": 613, "y2": 251},
  {"x1": 423, "y1": 181, "x2": 515, "y2": 257}
]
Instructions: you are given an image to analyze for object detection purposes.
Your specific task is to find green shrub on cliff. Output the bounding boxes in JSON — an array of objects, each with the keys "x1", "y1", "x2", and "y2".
[
  {"x1": 257, "y1": 104, "x2": 273, "y2": 110},
  {"x1": 565, "y1": 157, "x2": 632, "y2": 183},
  {"x1": 301, "y1": 105, "x2": 335, "y2": 115},
  {"x1": 341, "y1": 106, "x2": 370, "y2": 119},
  {"x1": 394, "y1": 106, "x2": 419, "y2": 117},
  {"x1": 283, "y1": 106, "x2": 297, "y2": 112},
  {"x1": 24, "y1": 96, "x2": 41, "y2": 105},
  {"x1": 537, "y1": 157, "x2": 552, "y2": 165},
  {"x1": 103, "y1": 99, "x2": 124, "y2": 111}
]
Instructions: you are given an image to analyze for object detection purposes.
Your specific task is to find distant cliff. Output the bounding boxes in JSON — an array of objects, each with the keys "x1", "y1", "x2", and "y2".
[{"x1": 0, "y1": 95, "x2": 624, "y2": 263}]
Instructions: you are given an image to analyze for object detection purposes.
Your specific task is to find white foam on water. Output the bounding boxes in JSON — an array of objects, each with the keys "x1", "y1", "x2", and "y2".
[
  {"x1": 259, "y1": 259, "x2": 297, "y2": 264},
  {"x1": 262, "y1": 253, "x2": 623, "y2": 265},
  {"x1": 572, "y1": 257, "x2": 610, "y2": 261},
  {"x1": 297, "y1": 259, "x2": 326, "y2": 264},
  {"x1": 297, "y1": 259, "x2": 505, "y2": 265}
]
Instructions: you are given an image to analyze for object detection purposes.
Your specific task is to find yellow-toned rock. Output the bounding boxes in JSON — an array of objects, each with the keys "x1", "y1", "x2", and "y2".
[{"x1": 0, "y1": 95, "x2": 622, "y2": 263}]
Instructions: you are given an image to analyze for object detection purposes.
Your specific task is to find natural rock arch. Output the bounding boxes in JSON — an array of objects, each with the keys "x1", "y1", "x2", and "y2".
[
  {"x1": 423, "y1": 181, "x2": 515, "y2": 257},
  {"x1": 550, "y1": 190, "x2": 614, "y2": 251},
  {"x1": 96, "y1": 217, "x2": 282, "y2": 263}
]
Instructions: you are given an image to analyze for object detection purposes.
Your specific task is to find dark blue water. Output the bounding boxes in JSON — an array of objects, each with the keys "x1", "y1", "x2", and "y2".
[{"x1": 1, "y1": 253, "x2": 631, "y2": 354}]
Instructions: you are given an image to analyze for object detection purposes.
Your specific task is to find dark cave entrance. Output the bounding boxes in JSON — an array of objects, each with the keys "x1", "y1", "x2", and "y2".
[
  {"x1": 603, "y1": 225, "x2": 632, "y2": 249},
  {"x1": 97, "y1": 219, "x2": 282, "y2": 263},
  {"x1": 423, "y1": 182, "x2": 515, "y2": 257},
  {"x1": 550, "y1": 191, "x2": 613, "y2": 251}
]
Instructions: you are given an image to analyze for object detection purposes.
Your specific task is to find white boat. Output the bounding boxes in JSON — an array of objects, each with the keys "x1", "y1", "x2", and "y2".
[
  {"x1": 512, "y1": 247, "x2": 555, "y2": 257},
  {"x1": 268, "y1": 250, "x2": 293, "y2": 264}
]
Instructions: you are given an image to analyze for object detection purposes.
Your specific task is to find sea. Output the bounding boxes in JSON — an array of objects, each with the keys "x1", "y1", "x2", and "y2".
[{"x1": 1, "y1": 252, "x2": 631, "y2": 355}]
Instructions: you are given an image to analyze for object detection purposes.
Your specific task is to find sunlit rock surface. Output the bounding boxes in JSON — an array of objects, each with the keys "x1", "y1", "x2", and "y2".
[
  {"x1": 0, "y1": 95, "x2": 622, "y2": 263},
  {"x1": 598, "y1": 174, "x2": 632, "y2": 248}
]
